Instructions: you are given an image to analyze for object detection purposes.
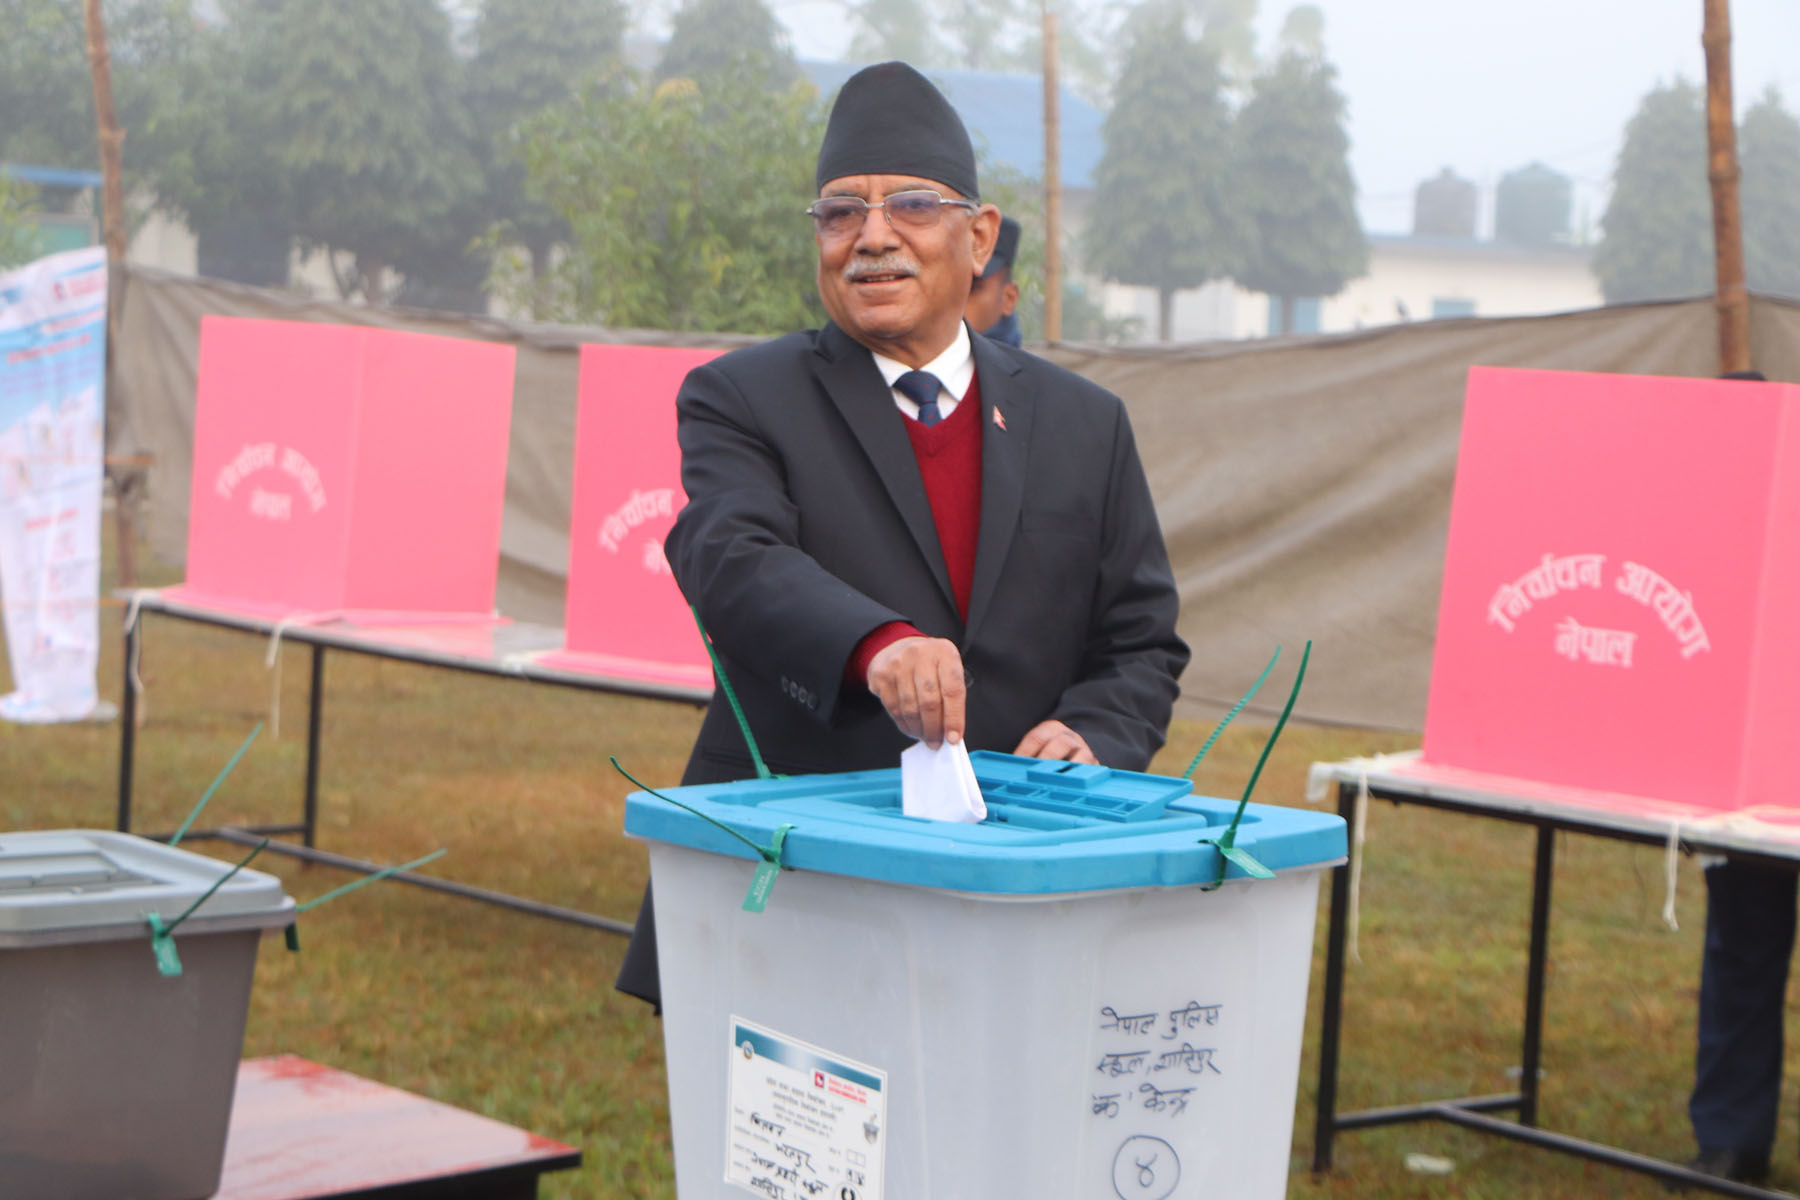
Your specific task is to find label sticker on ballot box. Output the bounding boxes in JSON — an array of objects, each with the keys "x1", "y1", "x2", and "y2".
[{"x1": 727, "y1": 1017, "x2": 887, "y2": 1200}]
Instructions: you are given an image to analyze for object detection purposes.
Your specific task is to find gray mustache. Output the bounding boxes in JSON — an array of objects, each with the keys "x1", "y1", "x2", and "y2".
[{"x1": 844, "y1": 256, "x2": 919, "y2": 282}]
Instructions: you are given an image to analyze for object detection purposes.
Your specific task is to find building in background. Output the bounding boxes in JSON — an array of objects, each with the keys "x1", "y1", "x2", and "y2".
[
  {"x1": 1, "y1": 165, "x2": 100, "y2": 256},
  {"x1": 1102, "y1": 160, "x2": 1598, "y2": 341}
]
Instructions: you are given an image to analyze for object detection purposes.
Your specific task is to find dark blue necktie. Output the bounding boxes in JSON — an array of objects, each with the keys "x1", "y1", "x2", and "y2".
[{"x1": 894, "y1": 369, "x2": 945, "y2": 426}]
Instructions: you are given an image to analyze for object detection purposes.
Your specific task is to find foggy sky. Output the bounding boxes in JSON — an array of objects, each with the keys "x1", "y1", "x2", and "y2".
[{"x1": 769, "y1": 0, "x2": 1800, "y2": 236}]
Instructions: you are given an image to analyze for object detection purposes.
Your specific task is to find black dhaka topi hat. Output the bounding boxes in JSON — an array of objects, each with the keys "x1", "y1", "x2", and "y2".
[{"x1": 815, "y1": 62, "x2": 979, "y2": 200}]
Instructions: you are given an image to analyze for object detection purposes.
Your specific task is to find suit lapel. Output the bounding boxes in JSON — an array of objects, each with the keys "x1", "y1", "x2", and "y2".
[
  {"x1": 811, "y1": 323, "x2": 956, "y2": 611},
  {"x1": 965, "y1": 334, "x2": 1030, "y2": 643}
]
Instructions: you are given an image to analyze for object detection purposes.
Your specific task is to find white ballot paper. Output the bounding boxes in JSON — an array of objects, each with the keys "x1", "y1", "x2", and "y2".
[{"x1": 900, "y1": 738, "x2": 988, "y2": 823}]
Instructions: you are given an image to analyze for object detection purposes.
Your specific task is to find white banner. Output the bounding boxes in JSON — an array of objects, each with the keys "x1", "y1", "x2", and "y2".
[{"x1": 0, "y1": 246, "x2": 108, "y2": 722}]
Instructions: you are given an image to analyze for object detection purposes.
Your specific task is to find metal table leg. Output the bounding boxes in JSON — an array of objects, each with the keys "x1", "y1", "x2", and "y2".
[
  {"x1": 1311, "y1": 778, "x2": 1358, "y2": 1172},
  {"x1": 116, "y1": 609, "x2": 139, "y2": 832},
  {"x1": 303, "y1": 645, "x2": 325, "y2": 848},
  {"x1": 1518, "y1": 825, "x2": 1556, "y2": 1126}
]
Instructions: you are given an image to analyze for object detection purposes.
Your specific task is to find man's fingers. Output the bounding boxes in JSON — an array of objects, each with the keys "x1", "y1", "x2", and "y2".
[
  {"x1": 940, "y1": 658, "x2": 967, "y2": 746},
  {"x1": 868, "y1": 637, "x2": 966, "y2": 746},
  {"x1": 1013, "y1": 720, "x2": 1097, "y2": 764},
  {"x1": 916, "y1": 667, "x2": 945, "y2": 748},
  {"x1": 889, "y1": 673, "x2": 920, "y2": 740}
]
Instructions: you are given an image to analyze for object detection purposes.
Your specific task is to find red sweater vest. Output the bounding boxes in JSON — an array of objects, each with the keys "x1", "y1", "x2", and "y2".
[{"x1": 848, "y1": 372, "x2": 985, "y2": 682}]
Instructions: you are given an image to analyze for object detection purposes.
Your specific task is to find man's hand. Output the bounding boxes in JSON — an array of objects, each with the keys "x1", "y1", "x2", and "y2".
[
  {"x1": 866, "y1": 636, "x2": 967, "y2": 749},
  {"x1": 1013, "y1": 719, "x2": 1098, "y2": 764}
]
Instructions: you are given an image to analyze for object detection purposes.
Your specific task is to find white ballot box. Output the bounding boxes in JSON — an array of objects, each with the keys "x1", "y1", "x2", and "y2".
[{"x1": 625, "y1": 752, "x2": 1346, "y2": 1200}]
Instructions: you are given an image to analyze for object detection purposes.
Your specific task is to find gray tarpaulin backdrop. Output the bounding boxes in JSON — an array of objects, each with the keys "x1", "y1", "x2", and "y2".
[{"x1": 112, "y1": 264, "x2": 1800, "y2": 732}]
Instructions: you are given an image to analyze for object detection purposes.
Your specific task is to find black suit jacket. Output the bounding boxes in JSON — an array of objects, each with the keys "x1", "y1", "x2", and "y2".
[{"x1": 665, "y1": 321, "x2": 1188, "y2": 783}]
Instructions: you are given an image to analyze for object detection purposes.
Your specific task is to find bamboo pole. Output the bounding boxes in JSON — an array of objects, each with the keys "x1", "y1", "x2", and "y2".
[
  {"x1": 1702, "y1": 0, "x2": 1751, "y2": 374},
  {"x1": 1041, "y1": 1, "x2": 1062, "y2": 342},
  {"x1": 82, "y1": 0, "x2": 138, "y2": 584}
]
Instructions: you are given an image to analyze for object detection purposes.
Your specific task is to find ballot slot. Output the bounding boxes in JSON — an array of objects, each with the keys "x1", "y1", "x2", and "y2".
[
  {"x1": 970, "y1": 752, "x2": 1192, "y2": 826},
  {"x1": 0, "y1": 850, "x2": 155, "y2": 895}
]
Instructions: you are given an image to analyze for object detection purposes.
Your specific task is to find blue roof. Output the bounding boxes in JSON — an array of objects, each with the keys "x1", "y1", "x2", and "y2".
[
  {"x1": 1, "y1": 164, "x2": 103, "y2": 189},
  {"x1": 801, "y1": 61, "x2": 1105, "y2": 190}
]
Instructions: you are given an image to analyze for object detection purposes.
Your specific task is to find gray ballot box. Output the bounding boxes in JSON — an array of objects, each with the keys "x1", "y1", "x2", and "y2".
[{"x1": 0, "y1": 830, "x2": 295, "y2": 1200}]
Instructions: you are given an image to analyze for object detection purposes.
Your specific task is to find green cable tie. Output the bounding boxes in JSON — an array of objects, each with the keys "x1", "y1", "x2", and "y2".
[
  {"x1": 1182, "y1": 646, "x2": 1281, "y2": 780},
  {"x1": 1202, "y1": 640, "x2": 1312, "y2": 890},
  {"x1": 611, "y1": 757, "x2": 794, "y2": 912},
  {"x1": 1215, "y1": 842, "x2": 1276, "y2": 881},
  {"x1": 690, "y1": 605, "x2": 774, "y2": 781},
  {"x1": 146, "y1": 914, "x2": 183, "y2": 976},
  {"x1": 742, "y1": 824, "x2": 795, "y2": 913},
  {"x1": 146, "y1": 836, "x2": 270, "y2": 976},
  {"x1": 284, "y1": 847, "x2": 448, "y2": 954},
  {"x1": 295, "y1": 848, "x2": 448, "y2": 914},
  {"x1": 169, "y1": 723, "x2": 263, "y2": 847}
]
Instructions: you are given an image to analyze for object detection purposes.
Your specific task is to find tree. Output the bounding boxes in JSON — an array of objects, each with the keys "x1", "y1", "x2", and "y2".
[
  {"x1": 1083, "y1": 3, "x2": 1240, "y2": 341},
  {"x1": 1739, "y1": 88, "x2": 1800, "y2": 300},
  {"x1": 496, "y1": 65, "x2": 825, "y2": 333},
  {"x1": 1276, "y1": 3, "x2": 1323, "y2": 57},
  {"x1": 935, "y1": 0, "x2": 1029, "y2": 73},
  {"x1": 836, "y1": 0, "x2": 1246, "y2": 108},
  {"x1": 843, "y1": 0, "x2": 945, "y2": 68},
  {"x1": 0, "y1": 0, "x2": 106, "y2": 170},
  {"x1": 135, "y1": 6, "x2": 297, "y2": 285},
  {"x1": 1232, "y1": 45, "x2": 1365, "y2": 334},
  {"x1": 467, "y1": 0, "x2": 626, "y2": 295},
  {"x1": 655, "y1": 0, "x2": 796, "y2": 87},
  {"x1": 0, "y1": 0, "x2": 197, "y2": 183},
  {"x1": 1594, "y1": 80, "x2": 1712, "y2": 305},
  {"x1": 250, "y1": 0, "x2": 478, "y2": 303},
  {"x1": 0, "y1": 176, "x2": 47, "y2": 270},
  {"x1": 1185, "y1": 0, "x2": 1260, "y2": 79}
]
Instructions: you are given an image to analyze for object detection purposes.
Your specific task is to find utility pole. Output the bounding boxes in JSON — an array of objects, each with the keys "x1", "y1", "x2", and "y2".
[
  {"x1": 1041, "y1": 0, "x2": 1062, "y2": 342},
  {"x1": 82, "y1": 0, "x2": 138, "y2": 585},
  {"x1": 1702, "y1": 0, "x2": 1751, "y2": 374}
]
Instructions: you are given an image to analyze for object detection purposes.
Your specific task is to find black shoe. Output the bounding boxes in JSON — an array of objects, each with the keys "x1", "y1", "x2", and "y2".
[{"x1": 1685, "y1": 1146, "x2": 1770, "y2": 1186}]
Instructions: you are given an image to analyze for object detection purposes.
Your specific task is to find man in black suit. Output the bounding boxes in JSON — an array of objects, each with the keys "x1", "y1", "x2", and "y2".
[{"x1": 616, "y1": 61, "x2": 1187, "y2": 1008}]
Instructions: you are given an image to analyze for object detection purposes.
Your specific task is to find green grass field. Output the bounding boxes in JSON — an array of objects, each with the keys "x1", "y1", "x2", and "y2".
[{"x1": 3, "y1": 551, "x2": 1796, "y2": 1198}]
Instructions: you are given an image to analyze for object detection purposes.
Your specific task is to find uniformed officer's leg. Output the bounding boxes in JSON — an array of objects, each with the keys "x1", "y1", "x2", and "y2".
[{"x1": 1689, "y1": 857, "x2": 1798, "y2": 1174}]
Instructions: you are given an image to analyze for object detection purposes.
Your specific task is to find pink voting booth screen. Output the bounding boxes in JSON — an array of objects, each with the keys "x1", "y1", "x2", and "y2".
[
  {"x1": 541, "y1": 345, "x2": 722, "y2": 689},
  {"x1": 174, "y1": 317, "x2": 515, "y2": 618},
  {"x1": 1420, "y1": 366, "x2": 1800, "y2": 813}
]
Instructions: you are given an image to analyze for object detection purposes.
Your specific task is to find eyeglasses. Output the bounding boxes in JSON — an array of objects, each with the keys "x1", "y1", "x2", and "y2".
[{"x1": 805, "y1": 190, "x2": 978, "y2": 239}]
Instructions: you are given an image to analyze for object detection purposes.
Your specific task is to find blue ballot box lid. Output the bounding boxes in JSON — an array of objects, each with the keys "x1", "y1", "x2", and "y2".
[{"x1": 623, "y1": 751, "x2": 1347, "y2": 894}]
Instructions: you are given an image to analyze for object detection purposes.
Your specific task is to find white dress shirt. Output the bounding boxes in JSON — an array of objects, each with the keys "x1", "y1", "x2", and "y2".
[{"x1": 869, "y1": 322, "x2": 975, "y2": 422}]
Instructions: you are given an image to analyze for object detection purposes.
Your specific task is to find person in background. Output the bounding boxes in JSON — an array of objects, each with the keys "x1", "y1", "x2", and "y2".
[
  {"x1": 615, "y1": 61, "x2": 1187, "y2": 1012},
  {"x1": 1685, "y1": 369, "x2": 1793, "y2": 1188},
  {"x1": 964, "y1": 215, "x2": 1021, "y2": 346}
]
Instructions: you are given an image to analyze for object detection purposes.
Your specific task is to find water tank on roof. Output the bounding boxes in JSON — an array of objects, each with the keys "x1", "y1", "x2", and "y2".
[
  {"x1": 1494, "y1": 162, "x2": 1572, "y2": 248},
  {"x1": 1414, "y1": 168, "x2": 1477, "y2": 238}
]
